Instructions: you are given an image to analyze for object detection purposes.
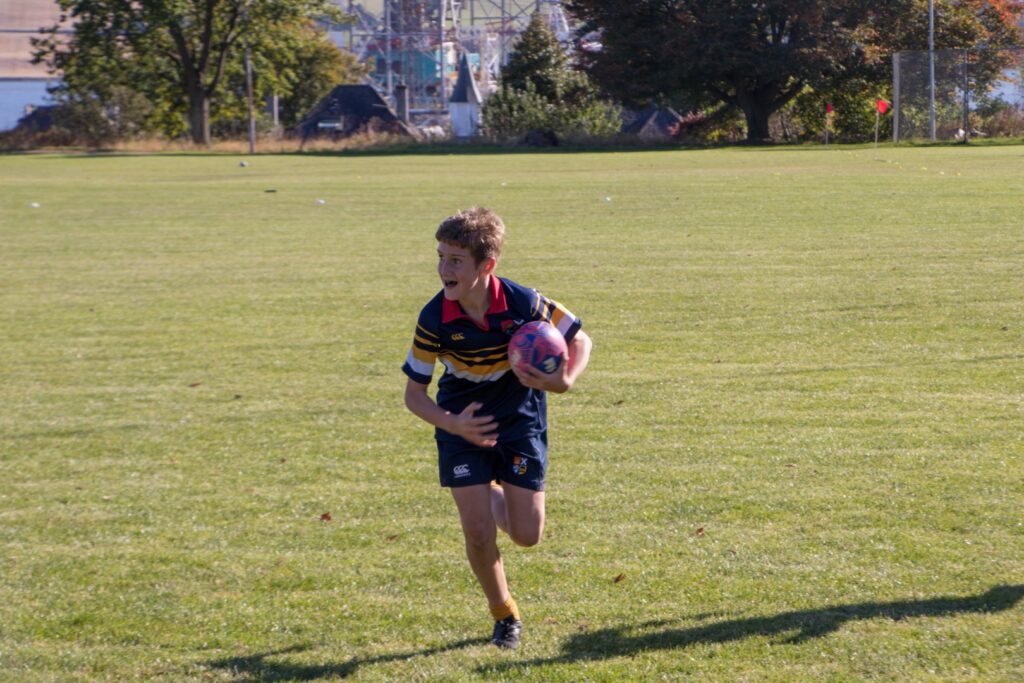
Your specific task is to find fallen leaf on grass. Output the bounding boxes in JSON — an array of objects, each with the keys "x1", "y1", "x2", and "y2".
[
  {"x1": 320, "y1": 512, "x2": 332, "y2": 522},
  {"x1": 694, "y1": 527, "x2": 705, "y2": 537},
  {"x1": 386, "y1": 534, "x2": 398, "y2": 542},
  {"x1": 613, "y1": 573, "x2": 626, "y2": 583},
  {"x1": 188, "y1": 382, "x2": 202, "y2": 388}
]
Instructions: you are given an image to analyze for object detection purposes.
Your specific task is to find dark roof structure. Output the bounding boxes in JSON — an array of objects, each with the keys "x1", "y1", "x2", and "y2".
[
  {"x1": 449, "y1": 52, "x2": 482, "y2": 105},
  {"x1": 294, "y1": 84, "x2": 418, "y2": 141},
  {"x1": 13, "y1": 104, "x2": 56, "y2": 131},
  {"x1": 620, "y1": 107, "x2": 685, "y2": 138}
]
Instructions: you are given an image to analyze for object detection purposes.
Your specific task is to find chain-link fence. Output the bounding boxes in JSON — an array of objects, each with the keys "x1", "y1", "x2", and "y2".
[{"x1": 893, "y1": 47, "x2": 1024, "y2": 142}]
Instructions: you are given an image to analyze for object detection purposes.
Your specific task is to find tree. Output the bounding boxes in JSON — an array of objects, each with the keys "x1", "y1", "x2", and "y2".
[
  {"x1": 33, "y1": 0, "x2": 352, "y2": 145},
  {"x1": 567, "y1": 0, "x2": 1024, "y2": 143},
  {"x1": 501, "y1": 12, "x2": 571, "y2": 100},
  {"x1": 482, "y1": 13, "x2": 620, "y2": 140},
  {"x1": 210, "y1": 18, "x2": 369, "y2": 134}
]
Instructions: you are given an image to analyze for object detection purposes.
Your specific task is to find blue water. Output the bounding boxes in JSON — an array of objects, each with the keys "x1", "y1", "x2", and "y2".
[{"x1": 0, "y1": 80, "x2": 54, "y2": 131}]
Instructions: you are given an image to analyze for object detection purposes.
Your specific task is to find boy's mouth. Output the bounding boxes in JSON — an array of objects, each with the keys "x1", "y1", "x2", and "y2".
[{"x1": 443, "y1": 279, "x2": 458, "y2": 288}]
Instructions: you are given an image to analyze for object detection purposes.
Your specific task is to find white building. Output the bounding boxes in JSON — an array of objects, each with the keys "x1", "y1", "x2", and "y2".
[
  {"x1": 448, "y1": 52, "x2": 482, "y2": 138},
  {"x1": 0, "y1": 0, "x2": 63, "y2": 130}
]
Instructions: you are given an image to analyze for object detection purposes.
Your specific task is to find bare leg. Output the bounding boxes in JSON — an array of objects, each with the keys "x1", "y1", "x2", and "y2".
[
  {"x1": 451, "y1": 484, "x2": 509, "y2": 607},
  {"x1": 502, "y1": 482, "x2": 545, "y2": 548},
  {"x1": 490, "y1": 482, "x2": 510, "y2": 536}
]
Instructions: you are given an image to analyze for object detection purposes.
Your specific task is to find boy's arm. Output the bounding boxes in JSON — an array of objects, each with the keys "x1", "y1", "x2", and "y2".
[
  {"x1": 513, "y1": 329, "x2": 592, "y2": 394},
  {"x1": 404, "y1": 378, "x2": 499, "y2": 447}
]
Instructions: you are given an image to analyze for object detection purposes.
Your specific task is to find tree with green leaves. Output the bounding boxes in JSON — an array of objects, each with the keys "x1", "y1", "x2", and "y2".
[
  {"x1": 566, "y1": 0, "x2": 1024, "y2": 143},
  {"x1": 482, "y1": 13, "x2": 619, "y2": 141},
  {"x1": 500, "y1": 11, "x2": 570, "y2": 100},
  {"x1": 33, "y1": 0, "x2": 360, "y2": 145}
]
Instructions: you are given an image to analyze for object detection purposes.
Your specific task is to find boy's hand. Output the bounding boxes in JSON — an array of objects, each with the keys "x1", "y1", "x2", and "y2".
[
  {"x1": 449, "y1": 402, "x2": 498, "y2": 447},
  {"x1": 511, "y1": 353, "x2": 571, "y2": 394}
]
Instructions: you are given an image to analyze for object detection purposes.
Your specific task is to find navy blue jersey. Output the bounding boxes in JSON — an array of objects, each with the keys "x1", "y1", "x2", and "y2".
[{"x1": 403, "y1": 276, "x2": 582, "y2": 444}]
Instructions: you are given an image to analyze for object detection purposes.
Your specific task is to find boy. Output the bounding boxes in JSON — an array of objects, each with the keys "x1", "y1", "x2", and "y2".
[{"x1": 402, "y1": 207, "x2": 592, "y2": 649}]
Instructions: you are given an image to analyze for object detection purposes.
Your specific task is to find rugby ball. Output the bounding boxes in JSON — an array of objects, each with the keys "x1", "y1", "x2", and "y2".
[{"x1": 508, "y1": 321, "x2": 568, "y2": 376}]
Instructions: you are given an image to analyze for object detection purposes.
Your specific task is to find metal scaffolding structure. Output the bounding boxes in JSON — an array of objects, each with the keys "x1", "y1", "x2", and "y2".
[{"x1": 334, "y1": 0, "x2": 572, "y2": 121}]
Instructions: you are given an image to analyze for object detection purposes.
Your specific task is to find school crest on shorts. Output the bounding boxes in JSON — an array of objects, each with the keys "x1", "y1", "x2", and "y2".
[{"x1": 512, "y1": 456, "x2": 528, "y2": 476}]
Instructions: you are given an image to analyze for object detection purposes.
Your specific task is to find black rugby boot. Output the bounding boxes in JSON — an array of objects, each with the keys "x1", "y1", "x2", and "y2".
[{"x1": 491, "y1": 615, "x2": 522, "y2": 649}]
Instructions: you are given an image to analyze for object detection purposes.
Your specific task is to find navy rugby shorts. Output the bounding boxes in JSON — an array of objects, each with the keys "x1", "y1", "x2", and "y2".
[{"x1": 438, "y1": 433, "x2": 547, "y2": 492}]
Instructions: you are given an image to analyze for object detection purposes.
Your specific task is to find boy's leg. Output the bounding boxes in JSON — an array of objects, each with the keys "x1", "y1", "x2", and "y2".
[
  {"x1": 490, "y1": 482, "x2": 509, "y2": 535},
  {"x1": 451, "y1": 483, "x2": 523, "y2": 648},
  {"x1": 502, "y1": 483, "x2": 545, "y2": 548},
  {"x1": 496, "y1": 434, "x2": 548, "y2": 548},
  {"x1": 450, "y1": 484, "x2": 510, "y2": 607}
]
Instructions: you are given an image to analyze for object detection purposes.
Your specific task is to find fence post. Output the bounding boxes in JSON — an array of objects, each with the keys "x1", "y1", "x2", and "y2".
[
  {"x1": 893, "y1": 52, "x2": 901, "y2": 143},
  {"x1": 962, "y1": 50, "x2": 970, "y2": 142}
]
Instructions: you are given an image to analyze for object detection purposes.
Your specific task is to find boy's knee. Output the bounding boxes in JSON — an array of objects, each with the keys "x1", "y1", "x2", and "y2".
[
  {"x1": 509, "y1": 527, "x2": 543, "y2": 548},
  {"x1": 462, "y1": 521, "x2": 496, "y2": 550}
]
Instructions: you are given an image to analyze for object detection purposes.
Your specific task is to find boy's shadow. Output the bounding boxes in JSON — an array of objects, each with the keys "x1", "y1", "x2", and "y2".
[
  {"x1": 204, "y1": 637, "x2": 487, "y2": 682},
  {"x1": 488, "y1": 584, "x2": 1024, "y2": 672}
]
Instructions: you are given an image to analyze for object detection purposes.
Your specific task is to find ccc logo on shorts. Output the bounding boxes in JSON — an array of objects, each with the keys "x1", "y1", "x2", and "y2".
[
  {"x1": 453, "y1": 464, "x2": 471, "y2": 478},
  {"x1": 512, "y1": 457, "x2": 527, "y2": 476}
]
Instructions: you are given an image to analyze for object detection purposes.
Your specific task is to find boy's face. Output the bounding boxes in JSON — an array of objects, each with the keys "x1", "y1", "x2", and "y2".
[{"x1": 437, "y1": 241, "x2": 492, "y2": 301}]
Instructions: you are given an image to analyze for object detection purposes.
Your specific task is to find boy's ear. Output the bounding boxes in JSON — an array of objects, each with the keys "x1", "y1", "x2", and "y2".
[{"x1": 479, "y1": 256, "x2": 497, "y2": 275}]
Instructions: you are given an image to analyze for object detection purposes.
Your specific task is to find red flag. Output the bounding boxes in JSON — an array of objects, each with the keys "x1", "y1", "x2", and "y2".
[
  {"x1": 826, "y1": 102, "x2": 834, "y2": 114},
  {"x1": 877, "y1": 99, "x2": 890, "y2": 114}
]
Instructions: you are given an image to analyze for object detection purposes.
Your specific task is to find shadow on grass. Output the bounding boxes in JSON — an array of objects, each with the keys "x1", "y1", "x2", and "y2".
[
  {"x1": 204, "y1": 637, "x2": 488, "y2": 681},
  {"x1": 483, "y1": 584, "x2": 1024, "y2": 673}
]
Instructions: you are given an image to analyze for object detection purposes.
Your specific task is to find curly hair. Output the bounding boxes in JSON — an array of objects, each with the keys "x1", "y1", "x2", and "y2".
[{"x1": 435, "y1": 206, "x2": 505, "y2": 264}]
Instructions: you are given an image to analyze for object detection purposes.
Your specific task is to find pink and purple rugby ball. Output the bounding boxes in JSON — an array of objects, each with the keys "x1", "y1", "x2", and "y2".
[{"x1": 508, "y1": 321, "x2": 568, "y2": 376}]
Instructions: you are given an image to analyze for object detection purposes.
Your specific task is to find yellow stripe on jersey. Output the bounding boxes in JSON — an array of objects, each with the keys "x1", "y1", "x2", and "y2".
[
  {"x1": 411, "y1": 344, "x2": 437, "y2": 364},
  {"x1": 539, "y1": 297, "x2": 578, "y2": 337},
  {"x1": 445, "y1": 347, "x2": 507, "y2": 364},
  {"x1": 416, "y1": 324, "x2": 439, "y2": 341},
  {"x1": 439, "y1": 353, "x2": 511, "y2": 382},
  {"x1": 414, "y1": 332, "x2": 439, "y2": 349}
]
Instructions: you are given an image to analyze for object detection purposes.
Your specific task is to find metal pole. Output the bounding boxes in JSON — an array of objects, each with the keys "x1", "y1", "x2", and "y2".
[
  {"x1": 929, "y1": 0, "x2": 936, "y2": 140},
  {"x1": 962, "y1": 50, "x2": 970, "y2": 141},
  {"x1": 893, "y1": 52, "x2": 901, "y2": 143},
  {"x1": 439, "y1": 0, "x2": 447, "y2": 112},
  {"x1": 243, "y1": 1, "x2": 256, "y2": 154},
  {"x1": 385, "y1": 0, "x2": 393, "y2": 101}
]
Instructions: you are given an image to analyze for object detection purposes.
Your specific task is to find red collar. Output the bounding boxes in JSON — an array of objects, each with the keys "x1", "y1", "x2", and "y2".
[{"x1": 442, "y1": 275, "x2": 508, "y2": 326}]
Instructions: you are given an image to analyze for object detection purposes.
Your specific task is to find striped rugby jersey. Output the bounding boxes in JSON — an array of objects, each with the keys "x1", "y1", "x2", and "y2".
[{"x1": 403, "y1": 276, "x2": 582, "y2": 444}]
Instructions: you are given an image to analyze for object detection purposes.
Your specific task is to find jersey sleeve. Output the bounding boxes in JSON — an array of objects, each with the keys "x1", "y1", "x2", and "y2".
[
  {"x1": 532, "y1": 289, "x2": 583, "y2": 343},
  {"x1": 402, "y1": 310, "x2": 440, "y2": 385}
]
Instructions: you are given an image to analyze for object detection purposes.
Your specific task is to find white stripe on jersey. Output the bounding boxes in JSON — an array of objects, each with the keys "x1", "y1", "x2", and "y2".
[
  {"x1": 555, "y1": 310, "x2": 577, "y2": 337},
  {"x1": 405, "y1": 351, "x2": 435, "y2": 377}
]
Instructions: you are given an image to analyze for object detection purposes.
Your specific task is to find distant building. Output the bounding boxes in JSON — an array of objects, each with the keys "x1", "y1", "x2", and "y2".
[
  {"x1": 0, "y1": 0, "x2": 64, "y2": 131},
  {"x1": 448, "y1": 52, "x2": 482, "y2": 138},
  {"x1": 294, "y1": 84, "x2": 419, "y2": 143},
  {"x1": 620, "y1": 107, "x2": 686, "y2": 141}
]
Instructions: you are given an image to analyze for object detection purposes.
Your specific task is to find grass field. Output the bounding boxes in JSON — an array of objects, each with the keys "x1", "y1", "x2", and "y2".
[{"x1": 1, "y1": 144, "x2": 1022, "y2": 681}]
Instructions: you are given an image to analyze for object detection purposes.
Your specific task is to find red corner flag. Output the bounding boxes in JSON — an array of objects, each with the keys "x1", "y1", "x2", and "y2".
[
  {"x1": 826, "y1": 102, "x2": 834, "y2": 114},
  {"x1": 877, "y1": 99, "x2": 890, "y2": 114}
]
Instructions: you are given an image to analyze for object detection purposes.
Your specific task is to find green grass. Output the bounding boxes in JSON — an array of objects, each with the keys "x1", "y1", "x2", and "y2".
[{"x1": 1, "y1": 145, "x2": 1022, "y2": 681}]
